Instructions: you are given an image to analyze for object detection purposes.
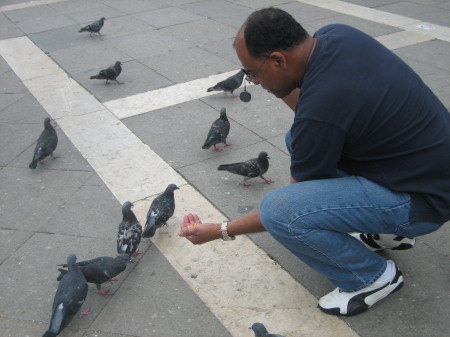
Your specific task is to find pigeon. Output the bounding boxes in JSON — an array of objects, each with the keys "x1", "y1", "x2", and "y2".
[
  {"x1": 79, "y1": 17, "x2": 105, "y2": 36},
  {"x1": 217, "y1": 151, "x2": 273, "y2": 187},
  {"x1": 143, "y1": 184, "x2": 179, "y2": 238},
  {"x1": 90, "y1": 61, "x2": 123, "y2": 84},
  {"x1": 42, "y1": 254, "x2": 89, "y2": 337},
  {"x1": 250, "y1": 322, "x2": 285, "y2": 337},
  {"x1": 56, "y1": 254, "x2": 131, "y2": 296},
  {"x1": 29, "y1": 117, "x2": 58, "y2": 169},
  {"x1": 202, "y1": 107, "x2": 231, "y2": 151},
  {"x1": 207, "y1": 69, "x2": 245, "y2": 97},
  {"x1": 117, "y1": 201, "x2": 142, "y2": 256}
]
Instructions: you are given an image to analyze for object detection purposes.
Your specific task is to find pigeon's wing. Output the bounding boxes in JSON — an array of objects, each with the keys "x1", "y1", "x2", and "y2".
[
  {"x1": 202, "y1": 119, "x2": 221, "y2": 148},
  {"x1": 117, "y1": 223, "x2": 128, "y2": 254},
  {"x1": 99, "y1": 66, "x2": 117, "y2": 80},
  {"x1": 127, "y1": 223, "x2": 142, "y2": 255},
  {"x1": 218, "y1": 158, "x2": 259, "y2": 177},
  {"x1": 217, "y1": 119, "x2": 230, "y2": 142}
]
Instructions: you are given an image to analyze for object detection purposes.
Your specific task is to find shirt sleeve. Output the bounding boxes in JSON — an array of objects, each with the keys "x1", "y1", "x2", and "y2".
[{"x1": 290, "y1": 118, "x2": 346, "y2": 182}]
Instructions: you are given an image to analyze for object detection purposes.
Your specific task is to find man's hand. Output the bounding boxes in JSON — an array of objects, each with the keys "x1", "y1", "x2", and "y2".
[{"x1": 178, "y1": 213, "x2": 222, "y2": 245}]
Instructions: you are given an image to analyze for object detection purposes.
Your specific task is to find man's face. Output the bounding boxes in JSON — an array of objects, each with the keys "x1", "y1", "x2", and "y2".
[{"x1": 235, "y1": 30, "x2": 294, "y2": 98}]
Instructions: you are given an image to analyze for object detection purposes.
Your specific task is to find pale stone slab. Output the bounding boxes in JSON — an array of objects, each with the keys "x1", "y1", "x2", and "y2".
[
  {"x1": 375, "y1": 30, "x2": 433, "y2": 50},
  {"x1": 0, "y1": 0, "x2": 67, "y2": 13},
  {"x1": 402, "y1": 22, "x2": 450, "y2": 43},
  {"x1": 134, "y1": 185, "x2": 360, "y2": 337},
  {"x1": 104, "y1": 70, "x2": 247, "y2": 119}
]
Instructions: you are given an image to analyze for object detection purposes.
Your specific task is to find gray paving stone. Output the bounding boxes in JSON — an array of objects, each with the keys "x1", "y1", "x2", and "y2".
[
  {"x1": 28, "y1": 24, "x2": 105, "y2": 53},
  {"x1": 278, "y1": 1, "x2": 341, "y2": 24},
  {"x1": 89, "y1": 244, "x2": 233, "y2": 337},
  {"x1": 132, "y1": 6, "x2": 203, "y2": 28},
  {"x1": 0, "y1": 316, "x2": 48, "y2": 337},
  {"x1": 178, "y1": 141, "x2": 290, "y2": 220},
  {"x1": 377, "y1": 1, "x2": 450, "y2": 26},
  {"x1": 228, "y1": 0, "x2": 294, "y2": 9},
  {"x1": 97, "y1": 15, "x2": 155, "y2": 40},
  {"x1": 161, "y1": 18, "x2": 237, "y2": 46},
  {"x1": 4, "y1": 5, "x2": 77, "y2": 34},
  {"x1": 48, "y1": 0, "x2": 124, "y2": 24},
  {"x1": 199, "y1": 37, "x2": 241, "y2": 66},
  {"x1": 306, "y1": 14, "x2": 401, "y2": 37},
  {"x1": 140, "y1": 46, "x2": 238, "y2": 83},
  {"x1": 106, "y1": 29, "x2": 191, "y2": 60},
  {"x1": 73, "y1": 59, "x2": 174, "y2": 102},
  {"x1": 123, "y1": 100, "x2": 264, "y2": 169},
  {"x1": 338, "y1": 0, "x2": 404, "y2": 7},
  {"x1": 395, "y1": 40, "x2": 450, "y2": 71},
  {"x1": 0, "y1": 122, "x2": 40, "y2": 166},
  {"x1": 432, "y1": 86, "x2": 450, "y2": 110},
  {"x1": 98, "y1": 0, "x2": 169, "y2": 15},
  {"x1": 50, "y1": 42, "x2": 133, "y2": 75},
  {"x1": 180, "y1": 0, "x2": 253, "y2": 28},
  {"x1": 0, "y1": 12, "x2": 24, "y2": 40},
  {"x1": 0, "y1": 167, "x2": 92, "y2": 231},
  {"x1": 0, "y1": 228, "x2": 32, "y2": 264}
]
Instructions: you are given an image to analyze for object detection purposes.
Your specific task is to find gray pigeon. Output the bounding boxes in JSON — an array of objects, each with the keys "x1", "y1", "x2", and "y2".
[
  {"x1": 57, "y1": 254, "x2": 131, "y2": 296},
  {"x1": 207, "y1": 70, "x2": 245, "y2": 97},
  {"x1": 117, "y1": 202, "x2": 142, "y2": 256},
  {"x1": 250, "y1": 322, "x2": 285, "y2": 337},
  {"x1": 79, "y1": 17, "x2": 105, "y2": 36},
  {"x1": 29, "y1": 117, "x2": 58, "y2": 169},
  {"x1": 90, "y1": 61, "x2": 123, "y2": 84},
  {"x1": 42, "y1": 254, "x2": 89, "y2": 337},
  {"x1": 217, "y1": 151, "x2": 273, "y2": 187},
  {"x1": 202, "y1": 107, "x2": 231, "y2": 151},
  {"x1": 143, "y1": 184, "x2": 179, "y2": 238}
]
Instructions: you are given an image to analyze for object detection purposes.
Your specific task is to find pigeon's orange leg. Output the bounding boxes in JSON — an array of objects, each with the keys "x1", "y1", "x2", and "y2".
[{"x1": 80, "y1": 308, "x2": 92, "y2": 317}]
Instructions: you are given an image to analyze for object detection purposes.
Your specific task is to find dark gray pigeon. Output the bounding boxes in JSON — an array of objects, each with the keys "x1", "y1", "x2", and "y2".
[
  {"x1": 29, "y1": 117, "x2": 58, "y2": 169},
  {"x1": 42, "y1": 254, "x2": 89, "y2": 337},
  {"x1": 250, "y1": 322, "x2": 285, "y2": 337},
  {"x1": 207, "y1": 69, "x2": 245, "y2": 97},
  {"x1": 57, "y1": 254, "x2": 131, "y2": 296},
  {"x1": 143, "y1": 184, "x2": 179, "y2": 238},
  {"x1": 79, "y1": 17, "x2": 105, "y2": 36},
  {"x1": 117, "y1": 201, "x2": 142, "y2": 256},
  {"x1": 218, "y1": 151, "x2": 273, "y2": 187},
  {"x1": 90, "y1": 61, "x2": 123, "y2": 84},
  {"x1": 202, "y1": 107, "x2": 231, "y2": 151}
]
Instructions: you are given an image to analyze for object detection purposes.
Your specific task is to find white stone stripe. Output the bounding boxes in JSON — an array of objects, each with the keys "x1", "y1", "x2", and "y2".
[
  {"x1": 295, "y1": 0, "x2": 450, "y2": 42},
  {"x1": 104, "y1": 70, "x2": 248, "y2": 120},
  {"x1": 0, "y1": 0, "x2": 67, "y2": 13},
  {"x1": 0, "y1": 36, "x2": 185, "y2": 203},
  {"x1": 0, "y1": 36, "x2": 360, "y2": 337}
]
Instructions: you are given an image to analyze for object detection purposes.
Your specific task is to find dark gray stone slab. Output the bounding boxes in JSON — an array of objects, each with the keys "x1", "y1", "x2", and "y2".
[
  {"x1": 199, "y1": 37, "x2": 241, "y2": 66},
  {"x1": 0, "y1": 122, "x2": 40, "y2": 166},
  {"x1": 0, "y1": 228, "x2": 32, "y2": 264},
  {"x1": 306, "y1": 14, "x2": 401, "y2": 37},
  {"x1": 4, "y1": 5, "x2": 77, "y2": 34},
  {"x1": 97, "y1": 15, "x2": 155, "y2": 40},
  {"x1": 0, "y1": 317, "x2": 48, "y2": 337},
  {"x1": 161, "y1": 18, "x2": 237, "y2": 46},
  {"x1": 132, "y1": 6, "x2": 203, "y2": 28},
  {"x1": 89, "y1": 244, "x2": 233, "y2": 337},
  {"x1": 377, "y1": 1, "x2": 450, "y2": 26},
  {"x1": 0, "y1": 167, "x2": 92, "y2": 231},
  {"x1": 49, "y1": 42, "x2": 133, "y2": 74},
  {"x1": 0, "y1": 12, "x2": 24, "y2": 40},
  {"x1": 98, "y1": 0, "x2": 169, "y2": 14},
  {"x1": 73, "y1": 59, "x2": 174, "y2": 102},
  {"x1": 123, "y1": 100, "x2": 263, "y2": 169},
  {"x1": 0, "y1": 94, "x2": 49, "y2": 124},
  {"x1": 278, "y1": 1, "x2": 341, "y2": 24},
  {"x1": 105, "y1": 29, "x2": 191, "y2": 60},
  {"x1": 48, "y1": 0, "x2": 124, "y2": 24},
  {"x1": 140, "y1": 46, "x2": 237, "y2": 83},
  {"x1": 395, "y1": 40, "x2": 450, "y2": 73},
  {"x1": 180, "y1": 0, "x2": 253, "y2": 28},
  {"x1": 336, "y1": 0, "x2": 404, "y2": 7}
]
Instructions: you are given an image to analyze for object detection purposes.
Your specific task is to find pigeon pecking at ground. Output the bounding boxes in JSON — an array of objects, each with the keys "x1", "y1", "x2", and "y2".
[
  {"x1": 207, "y1": 69, "x2": 245, "y2": 97},
  {"x1": 143, "y1": 184, "x2": 179, "y2": 238},
  {"x1": 90, "y1": 61, "x2": 123, "y2": 84},
  {"x1": 217, "y1": 151, "x2": 273, "y2": 187},
  {"x1": 250, "y1": 322, "x2": 285, "y2": 337},
  {"x1": 79, "y1": 17, "x2": 106, "y2": 36},
  {"x1": 56, "y1": 254, "x2": 131, "y2": 296},
  {"x1": 117, "y1": 201, "x2": 143, "y2": 256},
  {"x1": 202, "y1": 107, "x2": 231, "y2": 151},
  {"x1": 42, "y1": 254, "x2": 90, "y2": 337},
  {"x1": 29, "y1": 117, "x2": 58, "y2": 169}
]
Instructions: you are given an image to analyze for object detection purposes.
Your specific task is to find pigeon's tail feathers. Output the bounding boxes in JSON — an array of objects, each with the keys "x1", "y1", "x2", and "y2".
[
  {"x1": 207, "y1": 84, "x2": 222, "y2": 92},
  {"x1": 29, "y1": 161, "x2": 38, "y2": 169},
  {"x1": 218, "y1": 164, "x2": 233, "y2": 171},
  {"x1": 43, "y1": 303, "x2": 64, "y2": 337},
  {"x1": 78, "y1": 27, "x2": 87, "y2": 33},
  {"x1": 56, "y1": 268, "x2": 68, "y2": 281},
  {"x1": 142, "y1": 226, "x2": 156, "y2": 238},
  {"x1": 90, "y1": 75, "x2": 100, "y2": 79}
]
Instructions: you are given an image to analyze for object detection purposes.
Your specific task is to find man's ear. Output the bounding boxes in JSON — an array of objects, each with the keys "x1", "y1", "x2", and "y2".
[{"x1": 269, "y1": 51, "x2": 287, "y2": 69}]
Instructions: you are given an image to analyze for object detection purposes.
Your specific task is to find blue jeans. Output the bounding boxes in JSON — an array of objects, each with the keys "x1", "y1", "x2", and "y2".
[{"x1": 259, "y1": 131, "x2": 442, "y2": 292}]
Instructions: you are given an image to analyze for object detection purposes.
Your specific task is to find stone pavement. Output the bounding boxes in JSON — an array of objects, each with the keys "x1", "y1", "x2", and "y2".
[{"x1": 0, "y1": 0, "x2": 449, "y2": 336}]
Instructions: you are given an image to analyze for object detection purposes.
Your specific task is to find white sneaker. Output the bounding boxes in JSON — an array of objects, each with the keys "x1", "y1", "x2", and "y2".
[
  {"x1": 318, "y1": 261, "x2": 403, "y2": 316},
  {"x1": 350, "y1": 233, "x2": 416, "y2": 251}
]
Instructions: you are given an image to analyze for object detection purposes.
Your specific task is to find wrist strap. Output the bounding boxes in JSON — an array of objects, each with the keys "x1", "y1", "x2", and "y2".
[{"x1": 221, "y1": 221, "x2": 235, "y2": 241}]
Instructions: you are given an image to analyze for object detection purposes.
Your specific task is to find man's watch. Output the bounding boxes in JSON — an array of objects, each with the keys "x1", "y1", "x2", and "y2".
[{"x1": 221, "y1": 221, "x2": 235, "y2": 241}]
